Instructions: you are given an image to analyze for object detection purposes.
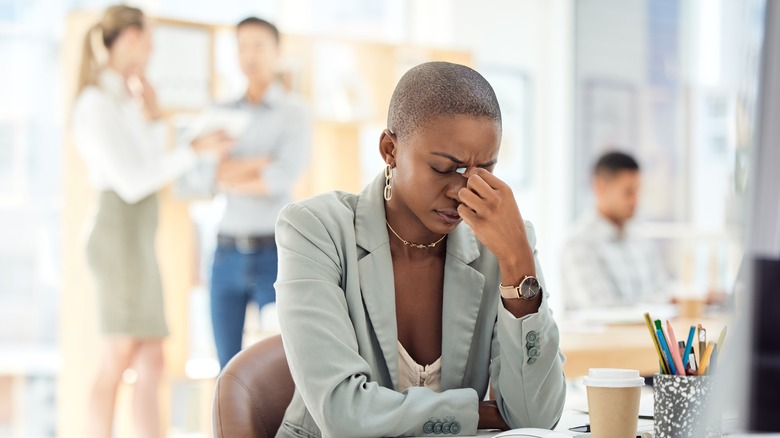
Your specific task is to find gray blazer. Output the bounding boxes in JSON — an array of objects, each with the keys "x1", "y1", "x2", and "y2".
[{"x1": 274, "y1": 173, "x2": 566, "y2": 438}]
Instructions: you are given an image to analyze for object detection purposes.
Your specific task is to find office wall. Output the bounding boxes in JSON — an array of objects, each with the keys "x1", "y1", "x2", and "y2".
[
  {"x1": 409, "y1": 0, "x2": 574, "y2": 314},
  {"x1": 574, "y1": 0, "x2": 689, "y2": 224},
  {"x1": 408, "y1": 0, "x2": 746, "y2": 309}
]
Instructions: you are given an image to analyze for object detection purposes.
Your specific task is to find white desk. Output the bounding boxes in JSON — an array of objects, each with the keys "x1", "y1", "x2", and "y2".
[
  {"x1": 455, "y1": 380, "x2": 746, "y2": 438},
  {"x1": 413, "y1": 383, "x2": 653, "y2": 438},
  {"x1": 414, "y1": 410, "x2": 653, "y2": 438}
]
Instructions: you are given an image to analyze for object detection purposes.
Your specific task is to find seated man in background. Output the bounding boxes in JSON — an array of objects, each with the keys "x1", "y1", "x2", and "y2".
[{"x1": 561, "y1": 151, "x2": 668, "y2": 311}]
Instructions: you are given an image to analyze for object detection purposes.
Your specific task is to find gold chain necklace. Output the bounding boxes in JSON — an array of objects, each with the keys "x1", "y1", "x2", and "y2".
[{"x1": 385, "y1": 220, "x2": 446, "y2": 249}]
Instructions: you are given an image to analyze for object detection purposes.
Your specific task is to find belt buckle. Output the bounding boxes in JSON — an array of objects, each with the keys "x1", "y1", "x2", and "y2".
[{"x1": 236, "y1": 237, "x2": 255, "y2": 254}]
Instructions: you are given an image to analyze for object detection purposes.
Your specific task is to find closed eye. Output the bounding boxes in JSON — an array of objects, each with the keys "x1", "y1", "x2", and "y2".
[{"x1": 432, "y1": 166, "x2": 456, "y2": 174}]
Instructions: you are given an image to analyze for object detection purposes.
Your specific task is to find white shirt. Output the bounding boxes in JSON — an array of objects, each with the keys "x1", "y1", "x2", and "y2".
[
  {"x1": 561, "y1": 210, "x2": 668, "y2": 310},
  {"x1": 72, "y1": 69, "x2": 196, "y2": 204},
  {"x1": 396, "y1": 341, "x2": 442, "y2": 393}
]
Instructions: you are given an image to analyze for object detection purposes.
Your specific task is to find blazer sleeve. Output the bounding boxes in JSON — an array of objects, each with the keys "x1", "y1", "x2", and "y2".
[
  {"x1": 489, "y1": 222, "x2": 567, "y2": 429},
  {"x1": 275, "y1": 203, "x2": 480, "y2": 438}
]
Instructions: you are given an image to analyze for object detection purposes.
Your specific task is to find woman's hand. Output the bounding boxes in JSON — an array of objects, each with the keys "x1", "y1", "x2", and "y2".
[
  {"x1": 457, "y1": 168, "x2": 541, "y2": 316},
  {"x1": 456, "y1": 168, "x2": 533, "y2": 269},
  {"x1": 128, "y1": 74, "x2": 162, "y2": 120},
  {"x1": 191, "y1": 130, "x2": 235, "y2": 158},
  {"x1": 478, "y1": 400, "x2": 510, "y2": 431}
]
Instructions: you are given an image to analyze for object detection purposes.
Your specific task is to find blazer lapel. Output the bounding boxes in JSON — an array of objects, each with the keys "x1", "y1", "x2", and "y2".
[
  {"x1": 355, "y1": 174, "x2": 399, "y2": 389},
  {"x1": 353, "y1": 173, "x2": 486, "y2": 391},
  {"x1": 441, "y1": 222, "x2": 485, "y2": 390}
]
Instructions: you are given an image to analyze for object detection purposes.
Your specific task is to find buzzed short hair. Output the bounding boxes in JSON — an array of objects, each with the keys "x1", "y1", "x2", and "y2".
[
  {"x1": 387, "y1": 62, "x2": 502, "y2": 140},
  {"x1": 237, "y1": 16, "x2": 280, "y2": 45},
  {"x1": 593, "y1": 151, "x2": 640, "y2": 176}
]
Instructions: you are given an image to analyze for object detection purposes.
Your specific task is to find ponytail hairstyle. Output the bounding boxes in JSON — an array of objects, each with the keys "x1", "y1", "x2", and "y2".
[{"x1": 77, "y1": 5, "x2": 145, "y2": 93}]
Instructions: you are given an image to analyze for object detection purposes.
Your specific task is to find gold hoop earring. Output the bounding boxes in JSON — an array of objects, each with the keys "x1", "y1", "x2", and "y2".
[{"x1": 384, "y1": 164, "x2": 393, "y2": 201}]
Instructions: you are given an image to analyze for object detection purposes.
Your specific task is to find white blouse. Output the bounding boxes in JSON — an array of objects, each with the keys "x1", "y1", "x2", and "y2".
[
  {"x1": 72, "y1": 69, "x2": 196, "y2": 204},
  {"x1": 397, "y1": 341, "x2": 442, "y2": 393}
]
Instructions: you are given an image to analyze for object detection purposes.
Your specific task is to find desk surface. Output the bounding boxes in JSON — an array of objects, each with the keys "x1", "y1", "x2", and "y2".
[
  {"x1": 558, "y1": 315, "x2": 730, "y2": 378},
  {"x1": 411, "y1": 384, "x2": 654, "y2": 438}
]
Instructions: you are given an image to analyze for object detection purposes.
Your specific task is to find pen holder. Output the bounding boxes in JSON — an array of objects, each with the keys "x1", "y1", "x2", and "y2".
[{"x1": 653, "y1": 373, "x2": 721, "y2": 438}]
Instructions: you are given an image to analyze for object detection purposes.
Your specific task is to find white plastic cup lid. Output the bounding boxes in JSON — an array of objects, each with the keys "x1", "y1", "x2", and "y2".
[{"x1": 583, "y1": 368, "x2": 644, "y2": 388}]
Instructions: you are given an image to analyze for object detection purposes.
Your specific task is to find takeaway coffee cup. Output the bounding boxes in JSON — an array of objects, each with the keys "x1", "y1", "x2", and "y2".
[{"x1": 584, "y1": 368, "x2": 644, "y2": 438}]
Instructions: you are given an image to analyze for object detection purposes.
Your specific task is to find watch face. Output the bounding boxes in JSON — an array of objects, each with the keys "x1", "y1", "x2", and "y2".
[{"x1": 521, "y1": 276, "x2": 540, "y2": 299}]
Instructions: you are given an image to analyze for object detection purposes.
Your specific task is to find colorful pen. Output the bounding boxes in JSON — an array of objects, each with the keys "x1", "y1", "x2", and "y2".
[
  {"x1": 699, "y1": 342, "x2": 716, "y2": 374},
  {"x1": 682, "y1": 326, "x2": 696, "y2": 369},
  {"x1": 665, "y1": 321, "x2": 686, "y2": 376},
  {"x1": 656, "y1": 324, "x2": 677, "y2": 375},
  {"x1": 644, "y1": 313, "x2": 670, "y2": 374}
]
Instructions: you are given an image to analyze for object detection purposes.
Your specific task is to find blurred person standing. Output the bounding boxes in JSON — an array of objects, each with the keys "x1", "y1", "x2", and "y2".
[
  {"x1": 202, "y1": 17, "x2": 312, "y2": 369},
  {"x1": 71, "y1": 6, "x2": 229, "y2": 437},
  {"x1": 561, "y1": 151, "x2": 668, "y2": 311}
]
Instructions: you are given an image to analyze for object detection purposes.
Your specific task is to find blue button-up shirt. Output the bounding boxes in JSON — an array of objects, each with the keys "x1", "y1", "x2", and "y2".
[
  {"x1": 181, "y1": 82, "x2": 312, "y2": 237},
  {"x1": 219, "y1": 83, "x2": 312, "y2": 236}
]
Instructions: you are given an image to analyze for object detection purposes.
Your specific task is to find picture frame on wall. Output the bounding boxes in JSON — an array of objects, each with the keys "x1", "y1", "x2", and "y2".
[
  {"x1": 146, "y1": 22, "x2": 213, "y2": 111},
  {"x1": 481, "y1": 66, "x2": 533, "y2": 190},
  {"x1": 574, "y1": 78, "x2": 639, "y2": 217},
  {"x1": 312, "y1": 41, "x2": 375, "y2": 122}
]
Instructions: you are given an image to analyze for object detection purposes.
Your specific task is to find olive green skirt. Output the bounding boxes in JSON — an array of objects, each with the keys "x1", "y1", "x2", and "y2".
[{"x1": 85, "y1": 191, "x2": 168, "y2": 338}]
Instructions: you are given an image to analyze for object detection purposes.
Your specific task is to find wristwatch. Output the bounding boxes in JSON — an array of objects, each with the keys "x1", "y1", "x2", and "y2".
[{"x1": 499, "y1": 275, "x2": 542, "y2": 300}]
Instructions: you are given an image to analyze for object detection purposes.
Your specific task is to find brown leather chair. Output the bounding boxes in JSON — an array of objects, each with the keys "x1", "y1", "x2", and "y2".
[{"x1": 213, "y1": 335, "x2": 295, "y2": 438}]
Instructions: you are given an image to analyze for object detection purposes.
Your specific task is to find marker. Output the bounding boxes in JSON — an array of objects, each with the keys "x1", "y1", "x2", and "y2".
[
  {"x1": 678, "y1": 341, "x2": 685, "y2": 359},
  {"x1": 656, "y1": 321, "x2": 677, "y2": 376},
  {"x1": 682, "y1": 326, "x2": 696, "y2": 369},
  {"x1": 687, "y1": 348, "x2": 698, "y2": 373},
  {"x1": 665, "y1": 321, "x2": 686, "y2": 376},
  {"x1": 644, "y1": 313, "x2": 670, "y2": 374},
  {"x1": 698, "y1": 324, "x2": 707, "y2": 364}
]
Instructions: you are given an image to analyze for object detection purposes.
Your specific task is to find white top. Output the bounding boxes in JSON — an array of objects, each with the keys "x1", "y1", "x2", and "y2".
[
  {"x1": 72, "y1": 69, "x2": 196, "y2": 204},
  {"x1": 561, "y1": 210, "x2": 668, "y2": 310},
  {"x1": 396, "y1": 341, "x2": 442, "y2": 393}
]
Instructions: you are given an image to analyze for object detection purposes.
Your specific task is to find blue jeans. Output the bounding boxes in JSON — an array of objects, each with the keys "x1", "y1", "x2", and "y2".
[{"x1": 210, "y1": 240, "x2": 278, "y2": 369}]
